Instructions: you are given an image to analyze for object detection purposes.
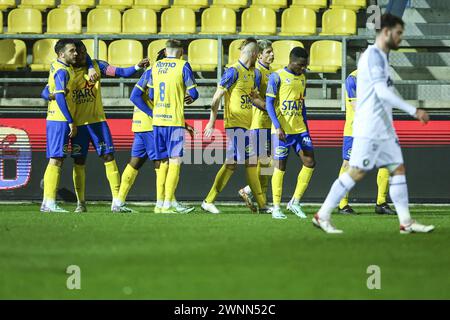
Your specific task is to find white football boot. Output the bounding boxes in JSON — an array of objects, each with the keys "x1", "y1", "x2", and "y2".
[
  {"x1": 400, "y1": 221, "x2": 435, "y2": 234},
  {"x1": 312, "y1": 214, "x2": 343, "y2": 234},
  {"x1": 201, "y1": 201, "x2": 220, "y2": 214}
]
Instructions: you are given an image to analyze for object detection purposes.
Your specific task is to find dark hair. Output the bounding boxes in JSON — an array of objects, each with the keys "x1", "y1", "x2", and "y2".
[
  {"x1": 74, "y1": 40, "x2": 86, "y2": 51},
  {"x1": 290, "y1": 47, "x2": 308, "y2": 60},
  {"x1": 239, "y1": 37, "x2": 257, "y2": 50},
  {"x1": 378, "y1": 13, "x2": 405, "y2": 33},
  {"x1": 156, "y1": 48, "x2": 166, "y2": 61},
  {"x1": 54, "y1": 39, "x2": 76, "y2": 55},
  {"x1": 166, "y1": 39, "x2": 182, "y2": 49}
]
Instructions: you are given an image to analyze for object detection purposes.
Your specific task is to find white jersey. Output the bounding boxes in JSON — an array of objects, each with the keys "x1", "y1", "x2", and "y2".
[{"x1": 354, "y1": 44, "x2": 397, "y2": 140}]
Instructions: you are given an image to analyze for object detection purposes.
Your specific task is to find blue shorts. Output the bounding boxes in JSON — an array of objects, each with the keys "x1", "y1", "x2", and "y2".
[
  {"x1": 249, "y1": 128, "x2": 271, "y2": 157},
  {"x1": 342, "y1": 136, "x2": 354, "y2": 161},
  {"x1": 131, "y1": 131, "x2": 157, "y2": 160},
  {"x1": 153, "y1": 126, "x2": 185, "y2": 159},
  {"x1": 225, "y1": 127, "x2": 255, "y2": 163},
  {"x1": 272, "y1": 131, "x2": 314, "y2": 161},
  {"x1": 46, "y1": 121, "x2": 70, "y2": 158},
  {"x1": 71, "y1": 121, "x2": 115, "y2": 158}
]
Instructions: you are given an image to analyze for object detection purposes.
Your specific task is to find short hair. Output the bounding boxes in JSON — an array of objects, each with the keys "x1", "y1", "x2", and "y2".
[
  {"x1": 74, "y1": 40, "x2": 86, "y2": 51},
  {"x1": 377, "y1": 13, "x2": 405, "y2": 33},
  {"x1": 54, "y1": 39, "x2": 76, "y2": 55},
  {"x1": 156, "y1": 48, "x2": 166, "y2": 61},
  {"x1": 239, "y1": 37, "x2": 257, "y2": 50},
  {"x1": 165, "y1": 39, "x2": 182, "y2": 49},
  {"x1": 257, "y1": 40, "x2": 272, "y2": 54},
  {"x1": 289, "y1": 47, "x2": 308, "y2": 60}
]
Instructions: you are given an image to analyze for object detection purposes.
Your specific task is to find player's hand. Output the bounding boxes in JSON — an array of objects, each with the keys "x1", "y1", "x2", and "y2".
[
  {"x1": 138, "y1": 58, "x2": 150, "y2": 69},
  {"x1": 415, "y1": 108, "x2": 429, "y2": 124},
  {"x1": 68, "y1": 123, "x2": 77, "y2": 138},
  {"x1": 184, "y1": 95, "x2": 194, "y2": 105},
  {"x1": 185, "y1": 123, "x2": 197, "y2": 139},
  {"x1": 88, "y1": 68, "x2": 99, "y2": 82},
  {"x1": 49, "y1": 93, "x2": 55, "y2": 101},
  {"x1": 275, "y1": 128, "x2": 286, "y2": 142},
  {"x1": 203, "y1": 121, "x2": 215, "y2": 138}
]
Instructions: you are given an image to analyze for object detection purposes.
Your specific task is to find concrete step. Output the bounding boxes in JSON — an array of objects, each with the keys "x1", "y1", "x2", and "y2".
[
  {"x1": 403, "y1": 8, "x2": 450, "y2": 23},
  {"x1": 391, "y1": 66, "x2": 450, "y2": 81},
  {"x1": 390, "y1": 52, "x2": 450, "y2": 67},
  {"x1": 404, "y1": 23, "x2": 450, "y2": 36}
]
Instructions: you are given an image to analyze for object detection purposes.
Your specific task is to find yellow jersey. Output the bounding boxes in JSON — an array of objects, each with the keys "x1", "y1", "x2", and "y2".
[
  {"x1": 250, "y1": 61, "x2": 273, "y2": 130},
  {"x1": 150, "y1": 58, "x2": 197, "y2": 127},
  {"x1": 266, "y1": 68, "x2": 307, "y2": 135},
  {"x1": 344, "y1": 70, "x2": 358, "y2": 137},
  {"x1": 132, "y1": 67, "x2": 154, "y2": 132},
  {"x1": 46, "y1": 60, "x2": 75, "y2": 122}
]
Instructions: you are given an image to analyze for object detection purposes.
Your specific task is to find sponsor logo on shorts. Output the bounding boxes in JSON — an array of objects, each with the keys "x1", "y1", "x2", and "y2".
[
  {"x1": 71, "y1": 144, "x2": 82, "y2": 155},
  {"x1": 363, "y1": 159, "x2": 370, "y2": 167},
  {"x1": 275, "y1": 146, "x2": 288, "y2": 157},
  {"x1": 302, "y1": 136, "x2": 312, "y2": 147}
]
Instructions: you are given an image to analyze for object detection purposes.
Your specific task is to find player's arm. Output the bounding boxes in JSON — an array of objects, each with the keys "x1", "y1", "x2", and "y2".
[
  {"x1": 183, "y1": 62, "x2": 199, "y2": 104},
  {"x1": 130, "y1": 68, "x2": 153, "y2": 117},
  {"x1": 251, "y1": 68, "x2": 266, "y2": 111},
  {"x1": 302, "y1": 88, "x2": 310, "y2": 131},
  {"x1": 346, "y1": 74, "x2": 357, "y2": 110},
  {"x1": 266, "y1": 73, "x2": 285, "y2": 141},
  {"x1": 54, "y1": 69, "x2": 77, "y2": 137},
  {"x1": 85, "y1": 54, "x2": 99, "y2": 82},
  {"x1": 97, "y1": 59, "x2": 150, "y2": 78},
  {"x1": 41, "y1": 85, "x2": 51, "y2": 101}
]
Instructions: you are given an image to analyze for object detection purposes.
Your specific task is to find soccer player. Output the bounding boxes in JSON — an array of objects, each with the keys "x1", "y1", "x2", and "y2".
[
  {"x1": 148, "y1": 40, "x2": 199, "y2": 214},
  {"x1": 266, "y1": 47, "x2": 315, "y2": 220},
  {"x1": 338, "y1": 69, "x2": 395, "y2": 215},
  {"x1": 202, "y1": 38, "x2": 269, "y2": 214},
  {"x1": 238, "y1": 39, "x2": 275, "y2": 208},
  {"x1": 313, "y1": 14, "x2": 435, "y2": 234},
  {"x1": 40, "y1": 39, "x2": 78, "y2": 212}
]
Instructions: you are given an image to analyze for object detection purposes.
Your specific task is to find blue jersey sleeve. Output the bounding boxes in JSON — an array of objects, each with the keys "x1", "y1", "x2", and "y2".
[
  {"x1": 96, "y1": 60, "x2": 137, "y2": 78},
  {"x1": 266, "y1": 96, "x2": 281, "y2": 130},
  {"x1": 41, "y1": 85, "x2": 50, "y2": 101},
  {"x1": 219, "y1": 67, "x2": 238, "y2": 90},
  {"x1": 54, "y1": 69, "x2": 73, "y2": 123},
  {"x1": 86, "y1": 54, "x2": 94, "y2": 70},
  {"x1": 148, "y1": 68, "x2": 154, "y2": 101},
  {"x1": 266, "y1": 72, "x2": 281, "y2": 98},
  {"x1": 254, "y1": 68, "x2": 262, "y2": 90},
  {"x1": 183, "y1": 62, "x2": 199, "y2": 101},
  {"x1": 346, "y1": 74, "x2": 357, "y2": 99}
]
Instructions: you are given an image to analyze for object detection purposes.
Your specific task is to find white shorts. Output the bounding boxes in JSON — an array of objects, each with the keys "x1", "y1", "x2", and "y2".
[{"x1": 349, "y1": 137, "x2": 404, "y2": 171}]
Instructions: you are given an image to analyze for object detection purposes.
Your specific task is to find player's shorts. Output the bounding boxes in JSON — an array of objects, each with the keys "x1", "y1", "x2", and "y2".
[
  {"x1": 225, "y1": 127, "x2": 255, "y2": 163},
  {"x1": 131, "y1": 131, "x2": 157, "y2": 160},
  {"x1": 71, "y1": 121, "x2": 114, "y2": 158},
  {"x1": 272, "y1": 131, "x2": 314, "y2": 161},
  {"x1": 46, "y1": 120, "x2": 70, "y2": 159},
  {"x1": 249, "y1": 128, "x2": 271, "y2": 158},
  {"x1": 342, "y1": 136, "x2": 354, "y2": 161},
  {"x1": 153, "y1": 126, "x2": 185, "y2": 159},
  {"x1": 349, "y1": 137, "x2": 404, "y2": 171}
]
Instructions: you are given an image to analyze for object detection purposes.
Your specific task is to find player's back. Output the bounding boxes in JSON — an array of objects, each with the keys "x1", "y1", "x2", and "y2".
[
  {"x1": 250, "y1": 61, "x2": 273, "y2": 130},
  {"x1": 132, "y1": 66, "x2": 154, "y2": 133},
  {"x1": 47, "y1": 60, "x2": 75, "y2": 122}
]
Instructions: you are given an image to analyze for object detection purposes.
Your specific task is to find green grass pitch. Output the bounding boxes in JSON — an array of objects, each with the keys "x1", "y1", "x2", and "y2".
[{"x1": 0, "y1": 203, "x2": 449, "y2": 299}]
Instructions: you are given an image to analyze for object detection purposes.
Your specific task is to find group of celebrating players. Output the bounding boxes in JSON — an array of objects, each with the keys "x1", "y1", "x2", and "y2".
[{"x1": 40, "y1": 13, "x2": 435, "y2": 234}]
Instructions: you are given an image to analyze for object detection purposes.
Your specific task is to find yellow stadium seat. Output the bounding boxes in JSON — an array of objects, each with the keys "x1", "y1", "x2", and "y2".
[
  {"x1": 320, "y1": 9, "x2": 356, "y2": 36},
  {"x1": 7, "y1": 8, "x2": 42, "y2": 33},
  {"x1": 19, "y1": 0, "x2": 55, "y2": 11},
  {"x1": 108, "y1": 39, "x2": 143, "y2": 67},
  {"x1": 211, "y1": 0, "x2": 246, "y2": 11},
  {"x1": 0, "y1": 10, "x2": 2, "y2": 33},
  {"x1": 271, "y1": 40, "x2": 304, "y2": 70},
  {"x1": 86, "y1": 8, "x2": 122, "y2": 34},
  {"x1": 188, "y1": 39, "x2": 221, "y2": 72},
  {"x1": 59, "y1": 0, "x2": 95, "y2": 12},
  {"x1": 330, "y1": 0, "x2": 367, "y2": 11},
  {"x1": 226, "y1": 39, "x2": 244, "y2": 67},
  {"x1": 279, "y1": 7, "x2": 316, "y2": 36},
  {"x1": 251, "y1": 0, "x2": 287, "y2": 11},
  {"x1": 172, "y1": 0, "x2": 208, "y2": 11},
  {"x1": 200, "y1": 7, "x2": 236, "y2": 35},
  {"x1": 122, "y1": 8, "x2": 157, "y2": 34},
  {"x1": 132, "y1": 0, "x2": 169, "y2": 11},
  {"x1": 0, "y1": 0, "x2": 16, "y2": 11},
  {"x1": 241, "y1": 7, "x2": 276, "y2": 35},
  {"x1": 46, "y1": 7, "x2": 82, "y2": 34},
  {"x1": 160, "y1": 7, "x2": 196, "y2": 34},
  {"x1": 0, "y1": 39, "x2": 27, "y2": 71},
  {"x1": 30, "y1": 38, "x2": 58, "y2": 71},
  {"x1": 308, "y1": 40, "x2": 342, "y2": 73},
  {"x1": 97, "y1": 0, "x2": 133, "y2": 11},
  {"x1": 147, "y1": 39, "x2": 167, "y2": 64},
  {"x1": 82, "y1": 39, "x2": 108, "y2": 61},
  {"x1": 291, "y1": 0, "x2": 327, "y2": 12}
]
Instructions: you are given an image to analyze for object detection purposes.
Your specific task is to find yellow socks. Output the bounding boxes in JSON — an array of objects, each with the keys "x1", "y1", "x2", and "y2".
[
  {"x1": 271, "y1": 167, "x2": 285, "y2": 207},
  {"x1": 376, "y1": 168, "x2": 390, "y2": 205},
  {"x1": 246, "y1": 166, "x2": 265, "y2": 208},
  {"x1": 164, "y1": 163, "x2": 181, "y2": 206},
  {"x1": 338, "y1": 164, "x2": 349, "y2": 209},
  {"x1": 73, "y1": 164, "x2": 86, "y2": 203},
  {"x1": 104, "y1": 160, "x2": 121, "y2": 200},
  {"x1": 205, "y1": 164, "x2": 235, "y2": 203},
  {"x1": 118, "y1": 164, "x2": 138, "y2": 203},
  {"x1": 257, "y1": 160, "x2": 271, "y2": 203},
  {"x1": 156, "y1": 161, "x2": 169, "y2": 207},
  {"x1": 43, "y1": 163, "x2": 61, "y2": 204},
  {"x1": 293, "y1": 166, "x2": 314, "y2": 201}
]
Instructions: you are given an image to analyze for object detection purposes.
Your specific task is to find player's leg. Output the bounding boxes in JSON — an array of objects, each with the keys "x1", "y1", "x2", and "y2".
[
  {"x1": 155, "y1": 159, "x2": 168, "y2": 213},
  {"x1": 244, "y1": 130, "x2": 266, "y2": 213},
  {"x1": 71, "y1": 125, "x2": 89, "y2": 213},
  {"x1": 374, "y1": 167, "x2": 395, "y2": 215},
  {"x1": 271, "y1": 133, "x2": 292, "y2": 219},
  {"x1": 338, "y1": 136, "x2": 355, "y2": 214}
]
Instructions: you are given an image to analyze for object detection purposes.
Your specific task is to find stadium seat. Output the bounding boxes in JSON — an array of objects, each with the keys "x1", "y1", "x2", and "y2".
[
  {"x1": 0, "y1": 0, "x2": 16, "y2": 11},
  {"x1": 19, "y1": 0, "x2": 55, "y2": 11},
  {"x1": 330, "y1": 0, "x2": 367, "y2": 11},
  {"x1": 86, "y1": 8, "x2": 122, "y2": 34},
  {"x1": 132, "y1": 0, "x2": 169, "y2": 12},
  {"x1": 122, "y1": 8, "x2": 157, "y2": 34},
  {"x1": 82, "y1": 39, "x2": 108, "y2": 61},
  {"x1": 200, "y1": 7, "x2": 236, "y2": 35},
  {"x1": 188, "y1": 39, "x2": 220, "y2": 72},
  {"x1": 226, "y1": 39, "x2": 244, "y2": 67},
  {"x1": 160, "y1": 7, "x2": 196, "y2": 34},
  {"x1": 320, "y1": 9, "x2": 356, "y2": 36},
  {"x1": 58, "y1": 0, "x2": 95, "y2": 12},
  {"x1": 211, "y1": 0, "x2": 246, "y2": 11},
  {"x1": 148, "y1": 39, "x2": 167, "y2": 64},
  {"x1": 241, "y1": 7, "x2": 276, "y2": 35},
  {"x1": 308, "y1": 40, "x2": 342, "y2": 73},
  {"x1": 0, "y1": 10, "x2": 2, "y2": 33},
  {"x1": 46, "y1": 7, "x2": 82, "y2": 34},
  {"x1": 251, "y1": 0, "x2": 287, "y2": 11},
  {"x1": 30, "y1": 38, "x2": 58, "y2": 71},
  {"x1": 271, "y1": 40, "x2": 304, "y2": 70},
  {"x1": 97, "y1": 0, "x2": 133, "y2": 11},
  {"x1": 7, "y1": 8, "x2": 42, "y2": 34},
  {"x1": 172, "y1": 0, "x2": 208, "y2": 11},
  {"x1": 0, "y1": 39, "x2": 27, "y2": 71},
  {"x1": 291, "y1": 0, "x2": 327, "y2": 12},
  {"x1": 108, "y1": 39, "x2": 143, "y2": 67},
  {"x1": 279, "y1": 7, "x2": 316, "y2": 36}
]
